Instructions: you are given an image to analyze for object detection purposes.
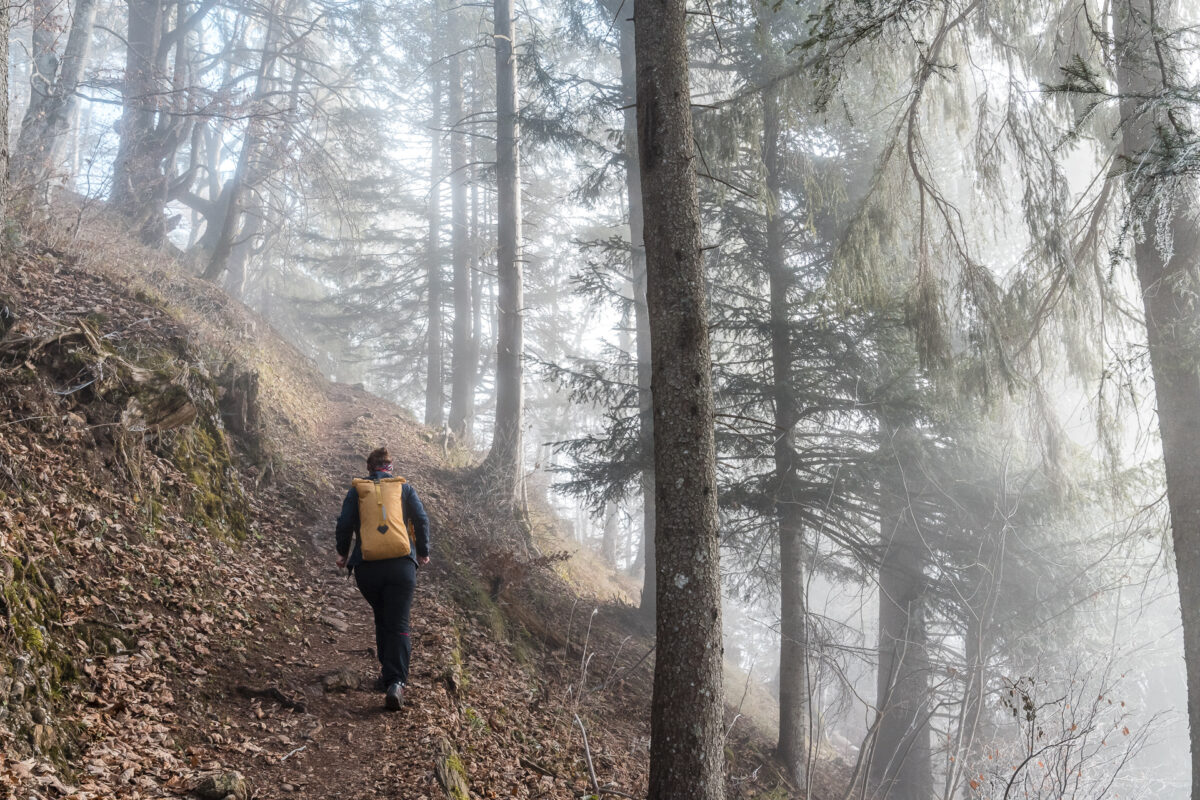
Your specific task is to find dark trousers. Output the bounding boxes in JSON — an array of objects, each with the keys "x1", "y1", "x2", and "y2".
[{"x1": 354, "y1": 557, "x2": 417, "y2": 686}]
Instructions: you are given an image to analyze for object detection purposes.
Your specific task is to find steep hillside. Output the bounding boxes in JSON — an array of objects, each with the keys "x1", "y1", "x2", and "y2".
[{"x1": 0, "y1": 218, "x2": 825, "y2": 800}]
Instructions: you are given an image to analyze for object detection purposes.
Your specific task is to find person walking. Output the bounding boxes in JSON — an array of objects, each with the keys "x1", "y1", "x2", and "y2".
[{"x1": 335, "y1": 446, "x2": 431, "y2": 710}]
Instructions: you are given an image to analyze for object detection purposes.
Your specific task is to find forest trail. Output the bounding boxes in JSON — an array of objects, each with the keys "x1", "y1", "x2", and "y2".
[
  {"x1": 0, "y1": 233, "x2": 796, "y2": 800},
  {"x1": 194, "y1": 403, "x2": 465, "y2": 800},
  {"x1": 182, "y1": 391, "x2": 598, "y2": 800}
]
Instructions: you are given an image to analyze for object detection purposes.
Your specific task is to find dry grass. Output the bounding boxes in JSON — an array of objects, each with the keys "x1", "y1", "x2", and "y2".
[{"x1": 29, "y1": 202, "x2": 333, "y2": 489}]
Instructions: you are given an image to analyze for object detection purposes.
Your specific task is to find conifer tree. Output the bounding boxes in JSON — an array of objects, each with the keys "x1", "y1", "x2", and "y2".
[
  {"x1": 480, "y1": 0, "x2": 525, "y2": 504},
  {"x1": 635, "y1": 0, "x2": 725, "y2": 796}
]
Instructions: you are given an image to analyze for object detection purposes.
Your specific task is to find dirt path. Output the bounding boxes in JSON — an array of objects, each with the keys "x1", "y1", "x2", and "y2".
[
  {"x1": 180, "y1": 394, "x2": 619, "y2": 800},
  {"x1": 205, "y1": 555, "x2": 462, "y2": 800},
  {"x1": 189, "y1": 397, "x2": 472, "y2": 799}
]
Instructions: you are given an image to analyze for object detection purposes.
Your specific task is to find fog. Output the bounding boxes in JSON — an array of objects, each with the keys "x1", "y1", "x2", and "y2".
[{"x1": 3, "y1": 0, "x2": 1197, "y2": 795}]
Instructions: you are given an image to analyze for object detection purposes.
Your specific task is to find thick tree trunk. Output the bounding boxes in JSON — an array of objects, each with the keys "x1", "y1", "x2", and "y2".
[
  {"x1": 635, "y1": 1, "x2": 725, "y2": 797},
  {"x1": 448, "y1": 35, "x2": 473, "y2": 441},
  {"x1": 111, "y1": 0, "x2": 168, "y2": 244},
  {"x1": 480, "y1": 0, "x2": 524, "y2": 503},
  {"x1": 618, "y1": 2, "x2": 656, "y2": 620},
  {"x1": 11, "y1": 0, "x2": 97, "y2": 197},
  {"x1": 762, "y1": 81, "x2": 809, "y2": 789},
  {"x1": 425, "y1": 55, "x2": 445, "y2": 428},
  {"x1": 1113, "y1": 1, "x2": 1200, "y2": 796},
  {"x1": 870, "y1": 417, "x2": 933, "y2": 800}
]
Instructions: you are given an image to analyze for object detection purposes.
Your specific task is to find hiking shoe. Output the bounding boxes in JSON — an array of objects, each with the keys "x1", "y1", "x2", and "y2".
[{"x1": 385, "y1": 682, "x2": 403, "y2": 711}]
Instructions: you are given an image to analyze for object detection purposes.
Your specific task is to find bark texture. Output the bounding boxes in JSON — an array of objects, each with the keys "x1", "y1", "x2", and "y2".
[
  {"x1": 480, "y1": 0, "x2": 524, "y2": 503},
  {"x1": 635, "y1": 1, "x2": 725, "y2": 797},
  {"x1": 1113, "y1": 1, "x2": 1200, "y2": 795}
]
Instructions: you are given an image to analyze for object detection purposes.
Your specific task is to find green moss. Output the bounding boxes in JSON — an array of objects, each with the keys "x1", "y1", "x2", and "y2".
[
  {"x1": 20, "y1": 623, "x2": 45, "y2": 652},
  {"x1": 171, "y1": 412, "x2": 249, "y2": 541},
  {"x1": 443, "y1": 752, "x2": 470, "y2": 800},
  {"x1": 463, "y1": 706, "x2": 489, "y2": 733}
]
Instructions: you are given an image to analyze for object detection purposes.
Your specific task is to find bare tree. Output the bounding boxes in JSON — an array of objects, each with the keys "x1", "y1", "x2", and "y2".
[
  {"x1": 11, "y1": 0, "x2": 98, "y2": 201},
  {"x1": 111, "y1": 0, "x2": 212, "y2": 244},
  {"x1": 619, "y1": 1, "x2": 656, "y2": 623}
]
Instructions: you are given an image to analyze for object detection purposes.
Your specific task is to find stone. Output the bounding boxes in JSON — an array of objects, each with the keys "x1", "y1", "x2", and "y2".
[
  {"x1": 32, "y1": 723, "x2": 57, "y2": 752},
  {"x1": 319, "y1": 616, "x2": 348, "y2": 633},
  {"x1": 192, "y1": 770, "x2": 250, "y2": 800},
  {"x1": 320, "y1": 668, "x2": 360, "y2": 693}
]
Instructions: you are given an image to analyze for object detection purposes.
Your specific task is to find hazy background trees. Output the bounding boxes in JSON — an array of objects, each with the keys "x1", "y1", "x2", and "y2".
[{"x1": 1, "y1": 0, "x2": 1196, "y2": 795}]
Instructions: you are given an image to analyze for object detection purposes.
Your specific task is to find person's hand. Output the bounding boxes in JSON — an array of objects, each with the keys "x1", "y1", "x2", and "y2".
[
  {"x1": 336, "y1": 555, "x2": 347, "y2": 569},
  {"x1": 418, "y1": 556, "x2": 430, "y2": 566}
]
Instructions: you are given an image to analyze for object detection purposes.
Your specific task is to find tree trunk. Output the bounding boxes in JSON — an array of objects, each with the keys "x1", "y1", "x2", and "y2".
[
  {"x1": 425, "y1": 10, "x2": 446, "y2": 427},
  {"x1": 111, "y1": 0, "x2": 168, "y2": 244},
  {"x1": 224, "y1": 207, "x2": 261, "y2": 300},
  {"x1": 480, "y1": 0, "x2": 524, "y2": 503},
  {"x1": 601, "y1": 501, "x2": 618, "y2": 566},
  {"x1": 11, "y1": 0, "x2": 60, "y2": 194},
  {"x1": 869, "y1": 416, "x2": 933, "y2": 800},
  {"x1": 635, "y1": 1, "x2": 725, "y2": 797},
  {"x1": 0, "y1": 0, "x2": 9, "y2": 218},
  {"x1": 448, "y1": 30, "x2": 472, "y2": 441},
  {"x1": 762, "y1": 79, "x2": 809, "y2": 789},
  {"x1": 1113, "y1": 1, "x2": 1200, "y2": 796},
  {"x1": 618, "y1": 2, "x2": 656, "y2": 621},
  {"x1": 11, "y1": 0, "x2": 96, "y2": 198},
  {"x1": 467, "y1": 85, "x2": 483, "y2": 439}
]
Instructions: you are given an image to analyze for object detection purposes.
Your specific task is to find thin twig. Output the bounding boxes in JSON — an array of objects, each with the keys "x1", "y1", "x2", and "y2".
[
  {"x1": 574, "y1": 713, "x2": 601, "y2": 798},
  {"x1": 280, "y1": 745, "x2": 306, "y2": 762}
]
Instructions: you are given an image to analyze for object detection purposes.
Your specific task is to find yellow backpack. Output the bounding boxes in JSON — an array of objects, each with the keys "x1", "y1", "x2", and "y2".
[{"x1": 352, "y1": 477, "x2": 415, "y2": 560}]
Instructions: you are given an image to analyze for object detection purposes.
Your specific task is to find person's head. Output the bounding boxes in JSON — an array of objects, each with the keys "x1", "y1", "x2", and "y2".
[{"x1": 367, "y1": 446, "x2": 392, "y2": 474}]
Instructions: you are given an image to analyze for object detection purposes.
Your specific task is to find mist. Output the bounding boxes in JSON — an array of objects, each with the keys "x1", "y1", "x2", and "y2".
[{"x1": 0, "y1": 0, "x2": 1197, "y2": 797}]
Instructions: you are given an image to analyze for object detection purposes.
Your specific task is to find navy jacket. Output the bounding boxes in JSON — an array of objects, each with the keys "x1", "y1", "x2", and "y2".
[{"x1": 336, "y1": 470, "x2": 430, "y2": 569}]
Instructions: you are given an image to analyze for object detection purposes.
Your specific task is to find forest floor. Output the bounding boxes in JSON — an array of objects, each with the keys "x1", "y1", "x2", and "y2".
[{"x1": 0, "y1": 218, "x2": 847, "y2": 799}]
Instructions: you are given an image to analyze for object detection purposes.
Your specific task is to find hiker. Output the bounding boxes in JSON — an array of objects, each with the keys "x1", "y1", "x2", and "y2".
[{"x1": 335, "y1": 446, "x2": 431, "y2": 711}]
